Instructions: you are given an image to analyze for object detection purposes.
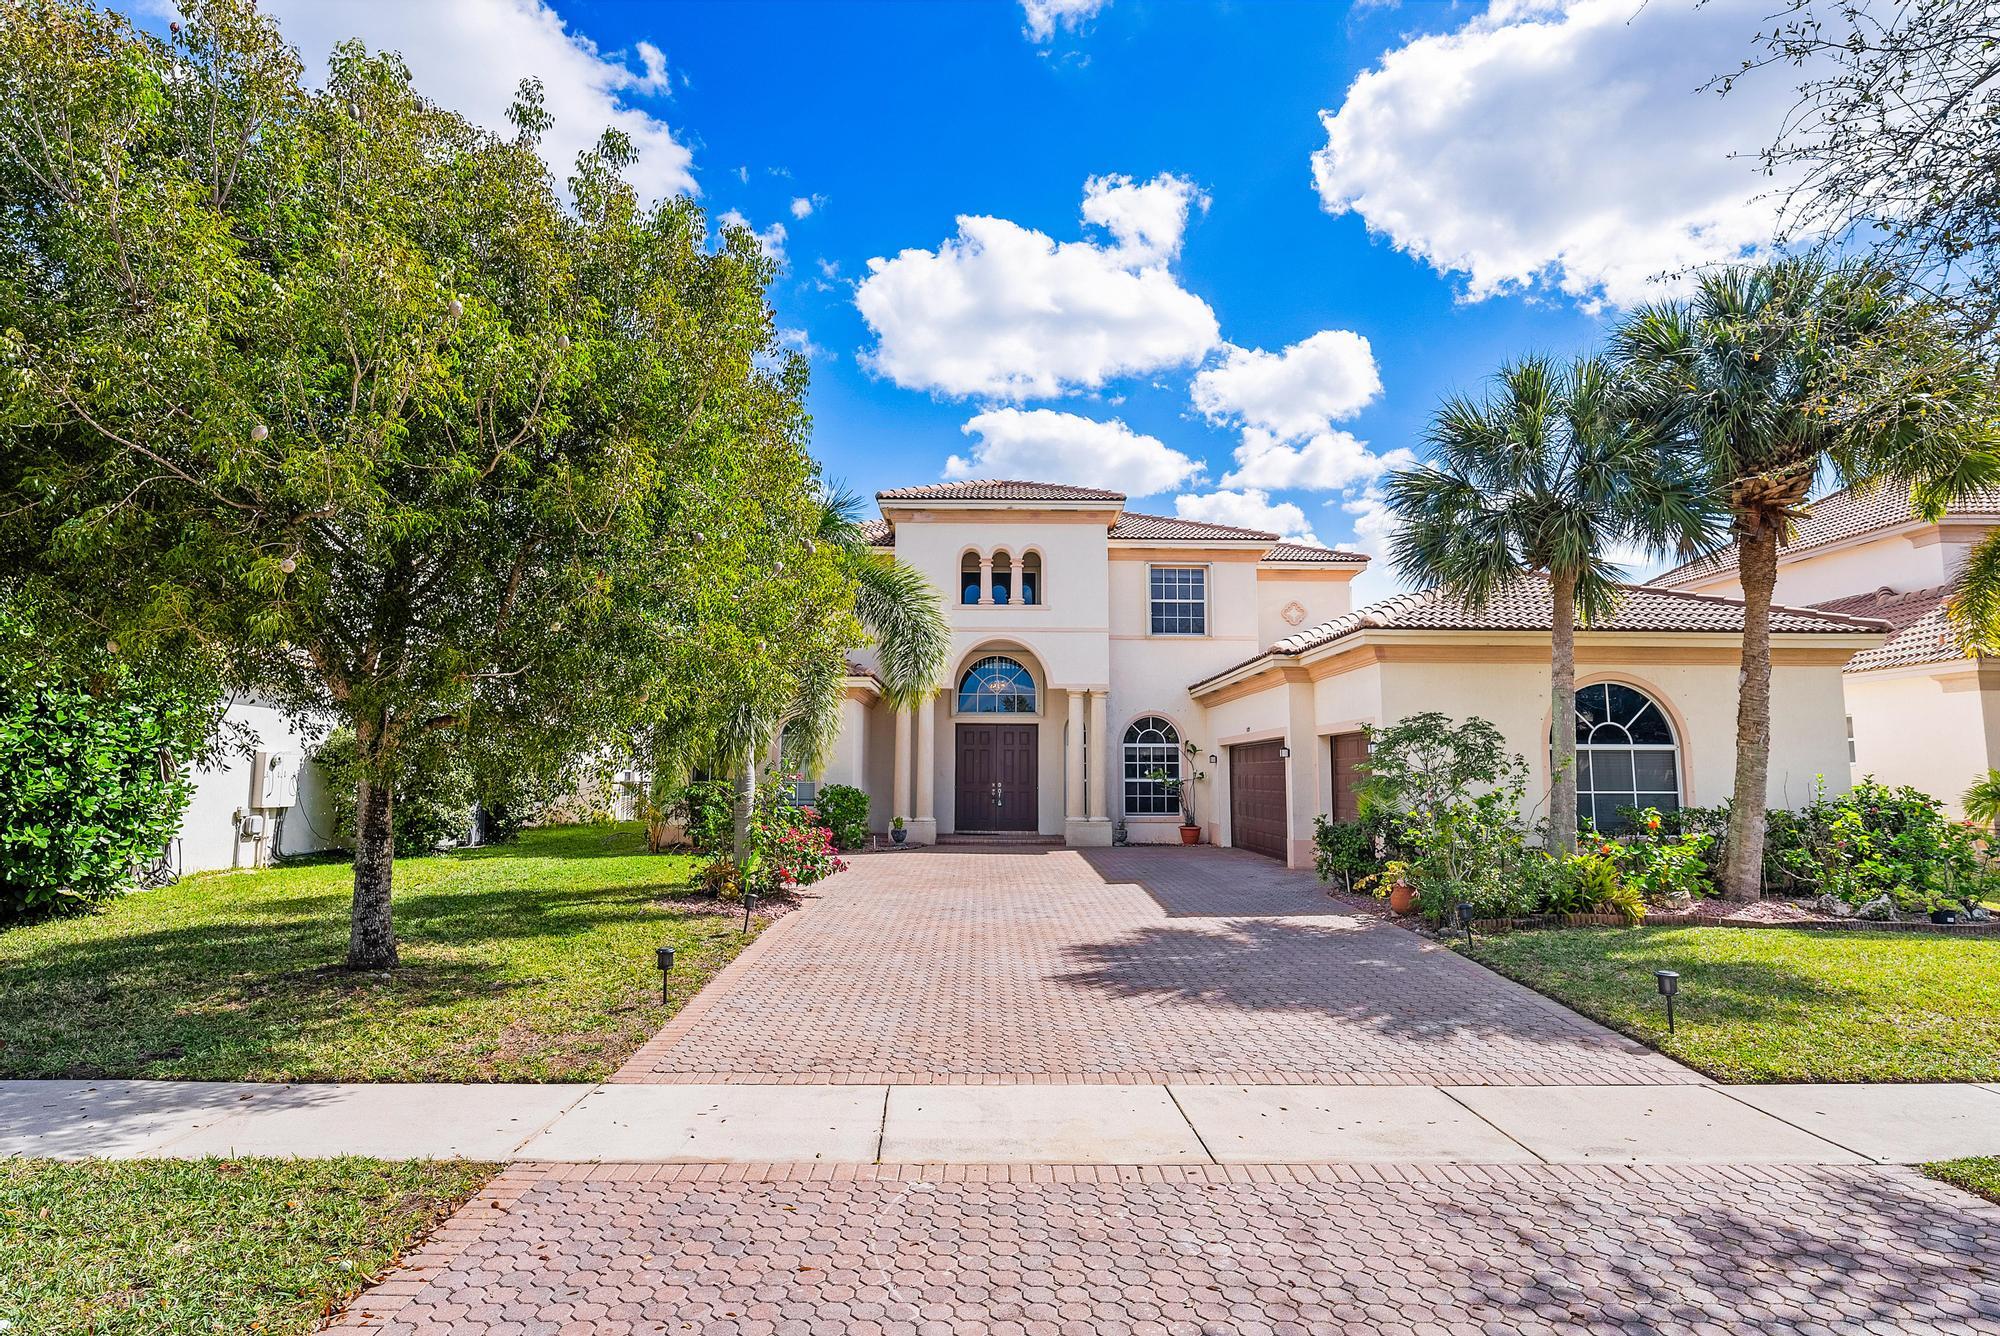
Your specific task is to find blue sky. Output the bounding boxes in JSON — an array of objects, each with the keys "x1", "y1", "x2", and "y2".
[{"x1": 172, "y1": 0, "x2": 1802, "y2": 598}]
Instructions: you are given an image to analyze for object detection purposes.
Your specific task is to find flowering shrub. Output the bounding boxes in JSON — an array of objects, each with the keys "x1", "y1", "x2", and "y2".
[
  {"x1": 814, "y1": 783, "x2": 871, "y2": 850},
  {"x1": 748, "y1": 799, "x2": 846, "y2": 894},
  {"x1": 1618, "y1": 808, "x2": 1716, "y2": 902},
  {"x1": 1776, "y1": 777, "x2": 1994, "y2": 911}
]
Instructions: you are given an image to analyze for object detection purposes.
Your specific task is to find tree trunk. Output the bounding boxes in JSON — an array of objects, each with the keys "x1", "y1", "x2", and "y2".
[
  {"x1": 1548, "y1": 568, "x2": 1579, "y2": 854},
  {"x1": 731, "y1": 744, "x2": 757, "y2": 865},
  {"x1": 346, "y1": 721, "x2": 399, "y2": 970},
  {"x1": 1722, "y1": 518, "x2": 1781, "y2": 901}
]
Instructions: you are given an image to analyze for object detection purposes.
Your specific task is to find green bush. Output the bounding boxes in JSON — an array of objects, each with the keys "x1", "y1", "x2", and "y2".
[
  {"x1": 815, "y1": 783, "x2": 871, "y2": 850},
  {"x1": 1312, "y1": 817, "x2": 1377, "y2": 893},
  {"x1": 673, "y1": 779, "x2": 736, "y2": 853},
  {"x1": 1616, "y1": 808, "x2": 1716, "y2": 901},
  {"x1": 1776, "y1": 777, "x2": 1994, "y2": 911},
  {"x1": 0, "y1": 620, "x2": 217, "y2": 918}
]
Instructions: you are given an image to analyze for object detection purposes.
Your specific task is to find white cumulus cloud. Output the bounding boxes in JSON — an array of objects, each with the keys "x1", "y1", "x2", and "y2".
[
  {"x1": 1222, "y1": 430, "x2": 1412, "y2": 492},
  {"x1": 1020, "y1": 0, "x2": 1110, "y2": 41},
  {"x1": 1191, "y1": 330, "x2": 1382, "y2": 440},
  {"x1": 1311, "y1": 0, "x2": 1799, "y2": 308},
  {"x1": 949, "y1": 409, "x2": 1203, "y2": 497},
  {"x1": 1173, "y1": 489, "x2": 1322, "y2": 544},
  {"x1": 854, "y1": 174, "x2": 1219, "y2": 400},
  {"x1": 264, "y1": 0, "x2": 697, "y2": 201}
]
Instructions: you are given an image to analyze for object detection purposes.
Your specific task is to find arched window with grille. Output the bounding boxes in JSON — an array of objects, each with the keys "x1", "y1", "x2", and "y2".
[
  {"x1": 1573, "y1": 682, "x2": 1681, "y2": 833},
  {"x1": 957, "y1": 655, "x2": 1037, "y2": 713},
  {"x1": 1123, "y1": 716, "x2": 1181, "y2": 816}
]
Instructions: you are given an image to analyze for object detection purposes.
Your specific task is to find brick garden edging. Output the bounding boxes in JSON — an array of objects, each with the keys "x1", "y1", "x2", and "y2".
[{"x1": 1467, "y1": 909, "x2": 2000, "y2": 937}]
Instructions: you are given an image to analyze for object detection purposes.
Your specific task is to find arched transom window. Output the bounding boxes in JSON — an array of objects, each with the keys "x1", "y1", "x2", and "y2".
[
  {"x1": 1123, "y1": 715, "x2": 1181, "y2": 816},
  {"x1": 1574, "y1": 682, "x2": 1680, "y2": 833},
  {"x1": 957, "y1": 655, "x2": 1037, "y2": 714}
]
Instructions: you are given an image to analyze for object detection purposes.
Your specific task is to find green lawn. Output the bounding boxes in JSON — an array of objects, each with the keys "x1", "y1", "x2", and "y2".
[
  {"x1": 0, "y1": 1157, "x2": 492, "y2": 1335},
  {"x1": 1465, "y1": 926, "x2": 2000, "y2": 1082},
  {"x1": 1925, "y1": 1157, "x2": 2000, "y2": 1206},
  {"x1": 0, "y1": 823, "x2": 759, "y2": 1082}
]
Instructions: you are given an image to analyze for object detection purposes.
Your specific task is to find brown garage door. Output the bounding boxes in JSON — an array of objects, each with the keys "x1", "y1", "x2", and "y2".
[{"x1": 1229, "y1": 741, "x2": 1288, "y2": 860}]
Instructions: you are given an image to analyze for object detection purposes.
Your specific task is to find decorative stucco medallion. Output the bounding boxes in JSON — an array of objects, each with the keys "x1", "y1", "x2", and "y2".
[{"x1": 1281, "y1": 600, "x2": 1307, "y2": 626}]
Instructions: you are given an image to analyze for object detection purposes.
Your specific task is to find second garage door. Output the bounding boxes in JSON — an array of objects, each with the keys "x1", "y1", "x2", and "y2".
[{"x1": 1229, "y1": 740, "x2": 1288, "y2": 860}]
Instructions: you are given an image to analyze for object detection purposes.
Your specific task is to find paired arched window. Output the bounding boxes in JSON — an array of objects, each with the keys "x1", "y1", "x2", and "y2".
[
  {"x1": 1573, "y1": 682, "x2": 1681, "y2": 832},
  {"x1": 957, "y1": 550, "x2": 1044, "y2": 606},
  {"x1": 957, "y1": 655, "x2": 1037, "y2": 713},
  {"x1": 1122, "y1": 715, "x2": 1181, "y2": 816}
]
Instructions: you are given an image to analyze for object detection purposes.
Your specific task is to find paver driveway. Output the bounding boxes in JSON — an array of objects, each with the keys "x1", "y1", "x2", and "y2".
[
  {"x1": 616, "y1": 845, "x2": 1693, "y2": 1086},
  {"x1": 334, "y1": 1162, "x2": 2000, "y2": 1334}
]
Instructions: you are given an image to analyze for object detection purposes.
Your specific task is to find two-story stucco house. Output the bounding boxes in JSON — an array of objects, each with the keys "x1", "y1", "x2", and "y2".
[
  {"x1": 816, "y1": 480, "x2": 1886, "y2": 868},
  {"x1": 1652, "y1": 482, "x2": 2000, "y2": 816}
]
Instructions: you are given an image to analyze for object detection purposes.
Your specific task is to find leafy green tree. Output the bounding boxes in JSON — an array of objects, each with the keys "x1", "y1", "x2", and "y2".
[
  {"x1": 0, "y1": 0, "x2": 855, "y2": 967},
  {"x1": 1613, "y1": 258, "x2": 1998, "y2": 899},
  {"x1": 1387, "y1": 356, "x2": 1710, "y2": 852}
]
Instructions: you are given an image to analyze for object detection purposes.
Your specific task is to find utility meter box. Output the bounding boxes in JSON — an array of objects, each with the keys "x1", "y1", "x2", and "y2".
[{"x1": 250, "y1": 750, "x2": 300, "y2": 808}]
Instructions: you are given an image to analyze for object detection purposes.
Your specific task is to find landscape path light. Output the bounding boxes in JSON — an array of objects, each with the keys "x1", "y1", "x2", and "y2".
[
  {"x1": 655, "y1": 946, "x2": 676, "y2": 1003},
  {"x1": 1455, "y1": 902, "x2": 1474, "y2": 948},
  {"x1": 1656, "y1": 969, "x2": 1680, "y2": 1034}
]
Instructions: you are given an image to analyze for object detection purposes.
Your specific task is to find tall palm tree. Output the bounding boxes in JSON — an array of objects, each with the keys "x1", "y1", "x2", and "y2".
[
  {"x1": 727, "y1": 484, "x2": 951, "y2": 862},
  {"x1": 1387, "y1": 355, "x2": 1711, "y2": 852},
  {"x1": 1613, "y1": 258, "x2": 1996, "y2": 899}
]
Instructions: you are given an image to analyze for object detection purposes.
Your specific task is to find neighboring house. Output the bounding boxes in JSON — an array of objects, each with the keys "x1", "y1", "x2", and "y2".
[
  {"x1": 1651, "y1": 483, "x2": 2000, "y2": 816},
  {"x1": 174, "y1": 697, "x2": 339, "y2": 874},
  {"x1": 814, "y1": 479, "x2": 1884, "y2": 869}
]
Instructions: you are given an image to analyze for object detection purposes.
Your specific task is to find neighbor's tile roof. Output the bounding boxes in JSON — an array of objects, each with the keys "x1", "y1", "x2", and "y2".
[
  {"x1": 1821, "y1": 586, "x2": 1972, "y2": 672},
  {"x1": 1190, "y1": 575, "x2": 1889, "y2": 691},
  {"x1": 1108, "y1": 512, "x2": 1278, "y2": 541},
  {"x1": 877, "y1": 480, "x2": 1126, "y2": 502},
  {"x1": 1652, "y1": 482, "x2": 2000, "y2": 587},
  {"x1": 858, "y1": 518, "x2": 893, "y2": 546},
  {"x1": 1263, "y1": 541, "x2": 1370, "y2": 565}
]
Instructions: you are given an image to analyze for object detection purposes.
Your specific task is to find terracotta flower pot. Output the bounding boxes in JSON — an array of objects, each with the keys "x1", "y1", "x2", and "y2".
[
  {"x1": 1388, "y1": 881, "x2": 1418, "y2": 915},
  {"x1": 1179, "y1": 824, "x2": 1200, "y2": 845}
]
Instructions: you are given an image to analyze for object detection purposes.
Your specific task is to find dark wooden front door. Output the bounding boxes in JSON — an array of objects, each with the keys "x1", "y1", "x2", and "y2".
[
  {"x1": 1229, "y1": 740, "x2": 1288, "y2": 860},
  {"x1": 955, "y1": 723, "x2": 1039, "y2": 831},
  {"x1": 1331, "y1": 732, "x2": 1369, "y2": 823}
]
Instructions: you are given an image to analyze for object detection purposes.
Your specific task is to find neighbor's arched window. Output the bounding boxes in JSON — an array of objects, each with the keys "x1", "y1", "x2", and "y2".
[
  {"x1": 957, "y1": 655, "x2": 1037, "y2": 713},
  {"x1": 1123, "y1": 715, "x2": 1181, "y2": 816},
  {"x1": 1573, "y1": 682, "x2": 1681, "y2": 833}
]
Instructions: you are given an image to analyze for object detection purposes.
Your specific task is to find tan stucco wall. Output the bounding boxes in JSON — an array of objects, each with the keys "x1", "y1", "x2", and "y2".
[
  {"x1": 1677, "y1": 527, "x2": 1989, "y2": 606},
  {"x1": 1255, "y1": 568, "x2": 1356, "y2": 647},
  {"x1": 1844, "y1": 662, "x2": 2000, "y2": 816}
]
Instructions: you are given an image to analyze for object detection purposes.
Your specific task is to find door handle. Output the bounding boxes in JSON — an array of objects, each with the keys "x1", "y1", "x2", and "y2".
[{"x1": 991, "y1": 780, "x2": 1003, "y2": 806}]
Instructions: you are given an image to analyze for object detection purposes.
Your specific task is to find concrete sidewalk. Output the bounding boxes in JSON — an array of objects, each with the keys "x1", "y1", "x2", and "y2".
[{"x1": 6, "y1": 1077, "x2": 1998, "y2": 1166}]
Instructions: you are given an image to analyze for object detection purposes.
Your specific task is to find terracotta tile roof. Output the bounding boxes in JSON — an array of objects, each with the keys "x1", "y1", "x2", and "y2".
[
  {"x1": 1652, "y1": 481, "x2": 2000, "y2": 587},
  {"x1": 1190, "y1": 575, "x2": 1889, "y2": 691},
  {"x1": 877, "y1": 480, "x2": 1126, "y2": 502},
  {"x1": 843, "y1": 658, "x2": 883, "y2": 684},
  {"x1": 858, "y1": 518, "x2": 893, "y2": 546},
  {"x1": 1263, "y1": 541, "x2": 1370, "y2": 565},
  {"x1": 1826, "y1": 587, "x2": 1973, "y2": 672},
  {"x1": 1107, "y1": 512, "x2": 1278, "y2": 541}
]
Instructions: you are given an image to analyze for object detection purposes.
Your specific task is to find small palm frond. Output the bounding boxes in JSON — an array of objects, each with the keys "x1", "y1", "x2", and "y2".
[
  {"x1": 1948, "y1": 529, "x2": 2000, "y2": 655},
  {"x1": 853, "y1": 555, "x2": 950, "y2": 706},
  {"x1": 779, "y1": 649, "x2": 845, "y2": 776}
]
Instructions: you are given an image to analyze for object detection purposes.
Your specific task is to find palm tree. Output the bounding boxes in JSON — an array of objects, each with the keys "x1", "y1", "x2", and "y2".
[
  {"x1": 727, "y1": 485, "x2": 951, "y2": 862},
  {"x1": 1963, "y1": 770, "x2": 2000, "y2": 839},
  {"x1": 1613, "y1": 258, "x2": 1996, "y2": 899},
  {"x1": 1387, "y1": 355, "x2": 1710, "y2": 852}
]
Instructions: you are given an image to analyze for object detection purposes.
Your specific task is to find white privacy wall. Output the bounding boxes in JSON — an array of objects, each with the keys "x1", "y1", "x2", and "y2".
[{"x1": 176, "y1": 698, "x2": 340, "y2": 873}]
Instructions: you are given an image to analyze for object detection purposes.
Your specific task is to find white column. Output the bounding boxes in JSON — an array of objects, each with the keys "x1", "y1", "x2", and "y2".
[
  {"x1": 1064, "y1": 691, "x2": 1086, "y2": 820},
  {"x1": 915, "y1": 692, "x2": 937, "y2": 822},
  {"x1": 892, "y1": 706, "x2": 912, "y2": 820},
  {"x1": 1088, "y1": 690, "x2": 1110, "y2": 822},
  {"x1": 978, "y1": 556, "x2": 995, "y2": 605}
]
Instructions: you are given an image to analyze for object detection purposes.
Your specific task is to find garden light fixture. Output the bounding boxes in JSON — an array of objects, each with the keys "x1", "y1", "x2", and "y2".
[
  {"x1": 1455, "y1": 902, "x2": 1474, "y2": 947},
  {"x1": 1655, "y1": 969, "x2": 1679, "y2": 1033},
  {"x1": 655, "y1": 946, "x2": 676, "y2": 1002},
  {"x1": 742, "y1": 890, "x2": 757, "y2": 935}
]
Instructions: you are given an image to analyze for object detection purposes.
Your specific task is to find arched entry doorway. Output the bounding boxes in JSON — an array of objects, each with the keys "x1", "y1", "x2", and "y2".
[{"x1": 953, "y1": 653, "x2": 1040, "y2": 832}]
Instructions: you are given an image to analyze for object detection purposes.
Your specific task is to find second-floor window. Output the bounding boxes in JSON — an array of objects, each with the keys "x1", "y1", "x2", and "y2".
[{"x1": 1149, "y1": 566, "x2": 1207, "y2": 635}]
